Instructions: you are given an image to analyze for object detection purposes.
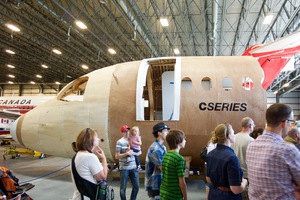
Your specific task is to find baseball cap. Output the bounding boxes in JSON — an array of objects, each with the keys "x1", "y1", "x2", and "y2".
[
  {"x1": 120, "y1": 125, "x2": 130, "y2": 133},
  {"x1": 153, "y1": 122, "x2": 170, "y2": 133}
]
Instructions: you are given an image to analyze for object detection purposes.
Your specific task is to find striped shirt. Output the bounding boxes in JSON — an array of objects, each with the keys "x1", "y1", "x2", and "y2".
[
  {"x1": 246, "y1": 131, "x2": 300, "y2": 200},
  {"x1": 116, "y1": 137, "x2": 136, "y2": 170},
  {"x1": 160, "y1": 151, "x2": 185, "y2": 200}
]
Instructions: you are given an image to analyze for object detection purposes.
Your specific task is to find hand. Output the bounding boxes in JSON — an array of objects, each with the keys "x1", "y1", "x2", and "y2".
[
  {"x1": 126, "y1": 148, "x2": 134, "y2": 156},
  {"x1": 294, "y1": 185, "x2": 300, "y2": 200},
  {"x1": 95, "y1": 146, "x2": 106, "y2": 159}
]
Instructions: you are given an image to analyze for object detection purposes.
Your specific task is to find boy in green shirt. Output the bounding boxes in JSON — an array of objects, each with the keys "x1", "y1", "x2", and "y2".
[{"x1": 160, "y1": 129, "x2": 187, "y2": 200}]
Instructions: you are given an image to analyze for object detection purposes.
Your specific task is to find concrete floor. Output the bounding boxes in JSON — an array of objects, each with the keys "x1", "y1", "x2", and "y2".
[{"x1": 0, "y1": 141, "x2": 207, "y2": 200}]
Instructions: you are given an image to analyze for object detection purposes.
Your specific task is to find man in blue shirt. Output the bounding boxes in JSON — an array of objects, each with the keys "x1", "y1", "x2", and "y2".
[{"x1": 145, "y1": 122, "x2": 169, "y2": 200}]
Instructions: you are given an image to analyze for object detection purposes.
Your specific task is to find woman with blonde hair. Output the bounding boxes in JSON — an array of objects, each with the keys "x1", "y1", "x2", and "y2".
[
  {"x1": 71, "y1": 128, "x2": 108, "y2": 200},
  {"x1": 206, "y1": 123, "x2": 248, "y2": 200}
]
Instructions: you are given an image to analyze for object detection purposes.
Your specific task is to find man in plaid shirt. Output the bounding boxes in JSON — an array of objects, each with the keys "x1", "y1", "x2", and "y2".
[{"x1": 246, "y1": 103, "x2": 300, "y2": 200}]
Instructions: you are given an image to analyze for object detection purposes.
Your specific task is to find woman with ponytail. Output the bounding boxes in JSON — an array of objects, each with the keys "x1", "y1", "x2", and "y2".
[{"x1": 205, "y1": 123, "x2": 248, "y2": 200}]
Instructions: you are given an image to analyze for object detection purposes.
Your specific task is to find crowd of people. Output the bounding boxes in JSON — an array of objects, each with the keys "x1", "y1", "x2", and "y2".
[{"x1": 70, "y1": 103, "x2": 300, "y2": 200}]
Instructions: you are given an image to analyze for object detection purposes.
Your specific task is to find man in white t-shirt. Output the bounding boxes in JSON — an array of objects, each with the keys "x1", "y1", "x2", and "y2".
[{"x1": 231, "y1": 117, "x2": 255, "y2": 200}]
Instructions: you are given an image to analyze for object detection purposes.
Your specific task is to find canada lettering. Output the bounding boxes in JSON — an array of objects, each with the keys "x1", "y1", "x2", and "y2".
[
  {"x1": 0, "y1": 99, "x2": 32, "y2": 105},
  {"x1": 199, "y1": 102, "x2": 247, "y2": 111}
]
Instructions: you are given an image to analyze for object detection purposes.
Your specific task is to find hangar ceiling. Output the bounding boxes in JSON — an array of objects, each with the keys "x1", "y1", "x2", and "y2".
[{"x1": 0, "y1": 0, "x2": 300, "y2": 96}]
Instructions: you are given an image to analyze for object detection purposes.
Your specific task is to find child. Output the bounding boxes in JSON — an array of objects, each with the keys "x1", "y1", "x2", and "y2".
[
  {"x1": 129, "y1": 126, "x2": 142, "y2": 170},
  {"x1": 160, "y1": 129, "x2": 187, "y2": 200}
]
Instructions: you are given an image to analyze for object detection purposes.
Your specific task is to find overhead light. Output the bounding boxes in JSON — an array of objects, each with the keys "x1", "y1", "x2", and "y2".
[
  {"x1": 174, "y1": 48, "x2": 180, "y2": 55},
  {"x1": 41, "y1": 64, "x2": 49, "y2": 68},
  {"x1": 283, "y1": 82, "x2": 289, "y2": 87},
  {"x1": 36, "y1": 74, "x2": 42, "y2": 78},
  {"x1": 7, "y1": 64, "x2": 15, "y2": 68},
  {"x1": 75, "y1": 21, "x2": 87, "y2": 29},
  {"x1": 263, "y1": 14, "x2": 273, "y2": 25},
  {"x1": 5, "y1": 49, "x2": 15, "y2": 54},
  {"x1": 8, "y1": 74, "x2": 15, "y2": 78},
  {"x1": 66, "y1": 75, "x2": 72, "y2": 78},
  {"x1": 82, "y1": 65, "x2": 89, "y2": 69},
  {"x1": 8, "y1": 81, "x2": 13, "y2": 84},
  {"x1": 6, "y1": 24, "x2": 20, "y2": 32},
  {"x1": 52, "y1": 49, "x2": 62, "y2": 55},
  {"x1": 55, "y1": 81, "x2": 60, "y2": 85},
  {"x1": 160, "y1": 18, "x2": 169, "y2": 27},
  {"x1": 108, "y1": 48, "x2": 116, "y2": 54},
  {"x1": 30, "y1": 81, "x2": 36, "y2": 84},
  {"x1": 273, "y1": 90, "x2": 278, "y2": 94}
]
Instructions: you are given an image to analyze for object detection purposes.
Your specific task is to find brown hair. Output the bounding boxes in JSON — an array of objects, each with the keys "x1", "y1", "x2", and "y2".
[
  {"x1": 211, "y1": 123, "x2": 232, "y2": 144},
  {"x1": 166, "y1": 129, "x2": 185, "y2": 150},
  {"x1": 266, "y1": 103, "x2": 292, "y2": 127},
  {"x1": 76, "y1": 128, "x2": 97, "y2": 152}
]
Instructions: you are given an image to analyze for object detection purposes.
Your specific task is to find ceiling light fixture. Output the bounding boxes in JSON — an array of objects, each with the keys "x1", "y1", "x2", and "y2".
[
  {"x1": 41, "y1": 64, "x2": 49, "y2": 68},
  {"x1": 160, "y1": 18, "x2": 169, "y2": 27},
  {"x1": 263, "y1": 14, "x2": 273, "y2": 25},
  {"x1": 8, "y1": 81, "x2": 13, "y2": 84},
  {"x1": 36, "y1": 74, "x2": 42, "y2": 78},
  {"x1": 75, "y1": 21, "x2": 87, "y2": 29},
  {"x1": 8, "y1": 74, "x2": 15, "y2": 78},
  {"x1": 6, "y1": 24, "x2": 20, "y2": 32},
  {"x1": 273, "y1": 90, "x2": 278, "y2": 94},
  {"x1": 7, "y1": 64, "x2": 15, "y2": 68},
  {"x1": 174, "y1": 48, "x2": 180, "y2": 55},
  {"x1": 108, "y1": 48, "x2": 116, "y2": 54},
  {"x1": 283, "y1": 82, "x2": 289, "y2": 87},
  {"x1": 30, "y1": 81, "x2": 36, "y2": 84},
  {"x1": 82, "y1": 65, "x2": 89, "y2": 69},
  {"x1": 52, "y1": 49, "x2": 62, "y2": 55},
  {"x1": 5, "y1": 49, "x2": 15, "y2": 54},
  {"x1": 55, "y1": 81, "x2": 61, "y2": 85}
]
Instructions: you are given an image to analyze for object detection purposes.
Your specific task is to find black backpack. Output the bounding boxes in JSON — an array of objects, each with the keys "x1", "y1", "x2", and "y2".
[{"x1": 71, "y1": 154, "x2": 114, "y2": 200}]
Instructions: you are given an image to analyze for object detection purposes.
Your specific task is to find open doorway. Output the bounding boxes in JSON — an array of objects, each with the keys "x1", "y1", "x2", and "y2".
[{"x1": 136, "y1": 58, "x2": 181, "y2": 121}]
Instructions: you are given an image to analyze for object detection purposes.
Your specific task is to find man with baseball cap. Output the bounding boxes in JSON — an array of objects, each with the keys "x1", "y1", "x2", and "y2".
[
  {"x1": 145, "y1": 122, "x2": 170, "y2": 200},
  {"x1": 115, "y1": 124, "x2": 139, "y2": 200}
]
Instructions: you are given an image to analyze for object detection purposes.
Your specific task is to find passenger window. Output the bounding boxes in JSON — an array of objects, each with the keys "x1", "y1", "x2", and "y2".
[
  {"x1": 222, "y1": 77, "x2": 233, "y2": 91},
  {"x1": 201, "y1": 77, "x2": 212, "y2": 91},
  {"x1": 182, "y1": 77, "x2": 192, "y2": 90},
  {"x1": 242, "y1": 77, "x2": 254, "y2": 91}
]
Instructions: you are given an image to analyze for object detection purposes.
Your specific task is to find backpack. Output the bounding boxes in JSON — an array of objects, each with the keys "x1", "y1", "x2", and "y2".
[
  {"x1": 71, "y1": 154, "x2": 114, "y2": 200},
  {"x1": 0, "y1": 166, "x2": 34, "y2": 200},
  {"x1": 0, "y1": 166, "x2": 19, "y2": 199}
]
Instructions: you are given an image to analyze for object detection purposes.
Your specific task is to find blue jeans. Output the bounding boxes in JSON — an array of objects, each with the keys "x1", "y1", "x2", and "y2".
[
  {"x1": 131, "y1": 148, "x2": 141, "y2": 166},
  {"x1": 120, "y1": 169, "x2": 139, "y2": 200}
]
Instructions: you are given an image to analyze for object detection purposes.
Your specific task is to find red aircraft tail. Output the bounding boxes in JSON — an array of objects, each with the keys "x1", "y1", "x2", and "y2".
[{"x1": 242, "y1": 30, "x2": 300, "y2": 89}]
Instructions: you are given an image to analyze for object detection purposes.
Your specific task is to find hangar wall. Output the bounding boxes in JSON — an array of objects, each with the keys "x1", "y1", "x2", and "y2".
[
  {"x1": 267, "y1": 91, "x2": 300, "y2": 119},
  {"x1": 1, "y1": 84, "x2": 300, "y2": 119}
]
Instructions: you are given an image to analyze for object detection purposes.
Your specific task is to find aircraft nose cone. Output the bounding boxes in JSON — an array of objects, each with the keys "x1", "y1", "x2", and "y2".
[{"x1": 10, "y1": 116, "x2": 24, "y2": 146}]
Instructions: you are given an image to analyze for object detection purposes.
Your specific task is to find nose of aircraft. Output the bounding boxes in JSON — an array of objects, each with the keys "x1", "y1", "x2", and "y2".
[{"x1": 10, "y1": 116, "x2": 23, "y2": 146}]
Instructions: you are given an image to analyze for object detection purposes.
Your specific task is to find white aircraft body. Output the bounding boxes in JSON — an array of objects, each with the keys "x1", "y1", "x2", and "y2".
[{"x1": 0, "y1": 96, "x2": 54, "y2": 134}]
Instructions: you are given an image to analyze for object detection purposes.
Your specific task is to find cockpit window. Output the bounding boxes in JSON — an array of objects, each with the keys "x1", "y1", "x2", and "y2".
[{"x1": 57, "y1": 76, "x2": 88, "y2": 101}]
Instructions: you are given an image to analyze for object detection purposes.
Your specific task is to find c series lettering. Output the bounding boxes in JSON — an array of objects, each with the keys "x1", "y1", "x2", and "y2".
[{"x1": 199, "y1": 102, "x2": 247, "y2": 111}]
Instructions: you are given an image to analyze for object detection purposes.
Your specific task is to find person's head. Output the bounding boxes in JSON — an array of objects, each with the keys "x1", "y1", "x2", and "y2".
[
  {"x1": 120, "y1": 124, "x2": 130, "y2": 138},
  {"x1": 76, "y1": 128, "x2": 99, "y2": 152},
  {"x1": 152, "y1": 122, "x2": 170, "y2": 139},
  {"x1": 287, "y1": 127, "x2": 300, "y2": 141},
  {"x1": 241, "y1": 117, "x2": 255, "y2": 133},
  {"x1": 130, "y1": 126, "x2": 139, "y2": 136},
  {"x1": 211, "y1": 123, "x2": 234, "y2": 144},
  {"x1": 266, "y1": 103, "x2": 294, "y2": 135},
  {"x1": 250, "y1": 127, "x2": 264, "y2": 139},
  {"x1": 166, "y1": 129, "x2": 186, "y2": 150}
]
